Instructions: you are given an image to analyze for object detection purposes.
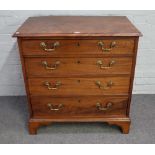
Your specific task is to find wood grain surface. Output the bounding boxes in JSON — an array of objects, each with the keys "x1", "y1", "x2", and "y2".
[
  {"x1": 21, "y1": 39, "x2": 134, "y2": 56},
  {"x1": 13, "y1": 16, "x2": 142, "y2": 37},
  {"x1": 25, "y1": 57, "x2": 133, "y2": 77},
  {"x1": 31, "y1": 96, "x2": 128, "y2": 118},
  {"x1": 28, "y1": 77, "x2": 130, "y2": 96}
]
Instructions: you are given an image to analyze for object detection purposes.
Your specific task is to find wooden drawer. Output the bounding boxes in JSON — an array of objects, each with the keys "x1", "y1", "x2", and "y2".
[
  {"x1": 21, "y1": 39, "x2": 134, "y2": 56},
  {"x1": 28, "y1": 77, "x2": 130, "y2": 96},
  {"x1": 31, "y1": 96, "x2": 128, "y2": 118},
  {"x1": 25, "y1": 57, "x2": 132, "y2": 77}
]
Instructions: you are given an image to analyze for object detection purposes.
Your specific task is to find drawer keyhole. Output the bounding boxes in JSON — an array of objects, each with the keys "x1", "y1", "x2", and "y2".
[
  {"x1": 77, "y1": 80, "x2": 81, "y2": 83},
  {"x1": 77, "y1": 42, "x2": 80, "y2": 46},
  {"x1": 77, "y1": 60, "x2": 81, "y2": 64}
]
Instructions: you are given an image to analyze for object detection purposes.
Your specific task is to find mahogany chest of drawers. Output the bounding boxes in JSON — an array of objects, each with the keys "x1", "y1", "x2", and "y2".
[{"x1": 13, "y1": 16, "x2": 142, "y2": 134}]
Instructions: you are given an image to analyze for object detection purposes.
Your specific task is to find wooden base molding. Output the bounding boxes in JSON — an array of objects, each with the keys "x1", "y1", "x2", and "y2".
[{"x1": 28, "y1": 118, "x2": 131, "y2": 135}]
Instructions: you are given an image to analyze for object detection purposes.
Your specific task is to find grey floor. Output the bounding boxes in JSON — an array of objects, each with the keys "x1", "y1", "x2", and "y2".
[{"x1": 0, "y1": 95, "x2": 154, "y2": 144}]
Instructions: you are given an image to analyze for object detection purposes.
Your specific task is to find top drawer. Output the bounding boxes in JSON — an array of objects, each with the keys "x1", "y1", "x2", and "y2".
[{"x1": 21, "y1": 39, "x2": 135, "y2": 56}]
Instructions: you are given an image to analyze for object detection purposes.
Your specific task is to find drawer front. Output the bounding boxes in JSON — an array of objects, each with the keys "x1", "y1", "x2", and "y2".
[
  {"x1": 25, "y1": 57, "x2": 132, "y2": 77},
  {"x1": 31, "y1": 96, "x2": 128, "y2": 118},
  {"x1": 28, "y1": 77, "x2": 130, "y2": 96},
  {"x1": 22, "y1": 39, "x2": 134, "y2": 56}
]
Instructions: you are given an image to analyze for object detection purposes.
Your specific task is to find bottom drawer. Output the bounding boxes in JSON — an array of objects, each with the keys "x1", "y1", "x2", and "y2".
[{"x1": 31, "y1": 96, "x2": 128, "y2": 118}]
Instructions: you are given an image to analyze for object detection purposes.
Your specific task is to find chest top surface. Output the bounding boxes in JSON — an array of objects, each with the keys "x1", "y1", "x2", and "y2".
[{"x1": 13, "y1": 16, "x2": 142, "y2": 37}]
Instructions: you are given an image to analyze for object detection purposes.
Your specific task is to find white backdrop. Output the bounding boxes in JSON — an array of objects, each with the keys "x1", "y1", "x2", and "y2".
[{"x1": 0, "y1": 10, "x2": 154, "y2": 95}]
